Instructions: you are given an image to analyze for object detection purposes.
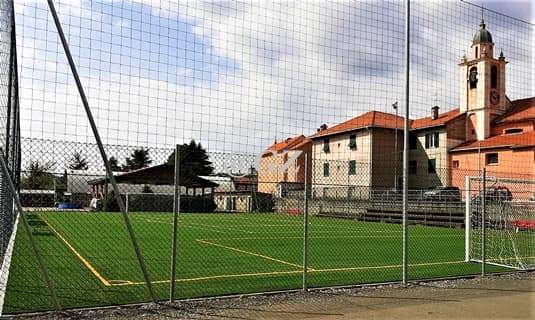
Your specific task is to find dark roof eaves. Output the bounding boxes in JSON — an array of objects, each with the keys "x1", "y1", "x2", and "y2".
[{"x1": 309, "y1": 125, "x2": 399, "y2": 139}]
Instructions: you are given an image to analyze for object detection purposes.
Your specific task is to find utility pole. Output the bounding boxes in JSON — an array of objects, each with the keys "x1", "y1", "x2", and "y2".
[{"x1": 392, "y1": 101, "x2": 399, "y2": 189}]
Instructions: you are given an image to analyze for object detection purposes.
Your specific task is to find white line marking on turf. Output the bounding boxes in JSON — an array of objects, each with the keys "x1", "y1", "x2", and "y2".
[{"x1": 0, "y1": 212, "x2": 20, "y2": 316}]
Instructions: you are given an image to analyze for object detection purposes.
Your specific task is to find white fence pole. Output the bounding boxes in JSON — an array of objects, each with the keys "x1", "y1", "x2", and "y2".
[{"x1": 465, "y1": 175, "x2": 471, "y2": 262}]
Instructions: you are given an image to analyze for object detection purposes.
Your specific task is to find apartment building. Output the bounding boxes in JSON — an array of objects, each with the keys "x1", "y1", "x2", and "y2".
[{"x1": 309, "y1": 111, "x2": 403, "y2": 197}]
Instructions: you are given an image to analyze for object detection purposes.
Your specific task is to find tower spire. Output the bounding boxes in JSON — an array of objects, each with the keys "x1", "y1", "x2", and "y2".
[{"x1": 479, "y1": 7, "x2": 486, "y2": 29}]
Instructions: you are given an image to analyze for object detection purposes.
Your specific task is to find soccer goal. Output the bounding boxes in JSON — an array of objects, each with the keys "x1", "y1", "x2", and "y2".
[{"x1": 465, "y1": 176, "x2": 535, "y2": 270}]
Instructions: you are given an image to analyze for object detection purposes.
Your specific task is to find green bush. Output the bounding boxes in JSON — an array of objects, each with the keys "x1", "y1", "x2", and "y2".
[{"x1": 102, "y1": 192, "x2": 216, "y2": 213}]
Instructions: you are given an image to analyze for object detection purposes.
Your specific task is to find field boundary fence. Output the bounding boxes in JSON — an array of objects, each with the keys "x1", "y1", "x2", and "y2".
[{"x1": 0, "y1": 0, "x2": 21, "y2": 313}]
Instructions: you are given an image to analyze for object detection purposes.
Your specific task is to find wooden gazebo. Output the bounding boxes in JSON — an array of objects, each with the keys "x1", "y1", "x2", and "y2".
[{"x1": 88, "y1": 164, "x2": 219, "y2": 197}]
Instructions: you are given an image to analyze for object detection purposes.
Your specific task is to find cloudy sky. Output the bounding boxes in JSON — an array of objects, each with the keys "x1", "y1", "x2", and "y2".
[
  {"x1": 472, "y1": 0, "x2": 534, "y2": 23},
  {"x1": 14, "y1": 0, "x2": 534, "y2": 159}
]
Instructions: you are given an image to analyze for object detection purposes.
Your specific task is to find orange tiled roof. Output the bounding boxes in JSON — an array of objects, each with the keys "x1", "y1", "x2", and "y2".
[
  {"x1": 493, "y1": 97, "x2": 535, "y2": 124},
  {"x1": 310, "y1": 111, "x2": 404, "y2": 138},
  {"x1": 267, "y1": 135, "x2": 307, "y2": 152},
  {"x1": 450, "y1": 130, "x2": 535, "y2": 152},
  {"x1": 289, "y1": 138, "x2": 311, "y2": 150},
  {"x1": 410, "y1": 108, "x2": 462, "y2": 130}
]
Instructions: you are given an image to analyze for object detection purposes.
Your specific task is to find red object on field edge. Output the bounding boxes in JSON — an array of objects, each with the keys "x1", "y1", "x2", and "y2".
[
  {"x1": 287, "y1": 207, "x2": 302, "y2": 216},
  {"x1": 512, "y1": 220, "x2": 535, "y2": 230}
]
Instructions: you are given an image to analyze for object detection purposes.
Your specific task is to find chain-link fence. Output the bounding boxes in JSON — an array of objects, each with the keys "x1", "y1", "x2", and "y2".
[
  {"x1": 0, "y1": 0, "x2": 533, "y2": 315},
  {"x1": 0, "y1": 0, "x2": 20, "y2": 310}
]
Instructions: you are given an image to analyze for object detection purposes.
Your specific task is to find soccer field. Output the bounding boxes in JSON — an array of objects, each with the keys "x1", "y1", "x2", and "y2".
[{"x1": 3, "y1": 211, "x2": 507, "y2": 314}]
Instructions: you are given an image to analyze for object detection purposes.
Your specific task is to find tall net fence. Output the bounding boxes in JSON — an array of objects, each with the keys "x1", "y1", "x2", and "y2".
[
  {"x1": 0, "y1": 0, "x2": 20, "y2": 299},
  {"x1": 0, "y1": 0, "x2": 533, "y2": 314}
]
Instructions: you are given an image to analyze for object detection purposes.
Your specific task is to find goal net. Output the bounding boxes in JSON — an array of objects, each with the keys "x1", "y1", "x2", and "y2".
[{"x1": 465, "y1": 176, "x2": 535, "y2": 270}]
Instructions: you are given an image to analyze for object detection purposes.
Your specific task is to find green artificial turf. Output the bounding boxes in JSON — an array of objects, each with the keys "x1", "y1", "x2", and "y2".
[{"x1": 3, "y1": 211, "x2": 509, "y2": 314}]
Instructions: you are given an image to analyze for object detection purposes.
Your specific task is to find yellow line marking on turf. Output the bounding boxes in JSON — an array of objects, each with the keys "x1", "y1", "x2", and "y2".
[
  {"x1": 486, "y1": 256, "x2": 535, "y2": 261},
  {"x1": 40, "y1": 215, "x2": 112, "y2": 287},
  {"x1": 320, "y1": 260, "x2": 466, "y2": 272},
  {"x1": 111, "y1": 270, "x2": 304, "y2": 286},
  {"x1": 116, "y1": 260, "x2": 468, "y2": 286},
  {"x1": 196, "y1": 239, "x2": 312, "y2": 270},
  {"x1": 108, "y1": 279, "x2": 134, "y2": 285}
]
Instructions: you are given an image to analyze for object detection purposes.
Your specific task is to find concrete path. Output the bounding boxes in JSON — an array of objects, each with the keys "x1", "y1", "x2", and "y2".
[{"x1": 10, "y1": 273, "x2": 535, "y2": 319}]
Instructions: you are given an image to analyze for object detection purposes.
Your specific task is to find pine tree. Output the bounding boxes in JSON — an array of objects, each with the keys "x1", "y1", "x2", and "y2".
[
  {"x1": 68, "y1": 152, "x2": 89, "y2": 170},
  {"x1": 21, "y1": 161, "x2": 56, "y2": 189},
  {"x1": 124, "y1": 148, "x2": 152, "y2": 171},
  {"x1": 167, "y1": 140, "x2": 214, "y2": 176}
]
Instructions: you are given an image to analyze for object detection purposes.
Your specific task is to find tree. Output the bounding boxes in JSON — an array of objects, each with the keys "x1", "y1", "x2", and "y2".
[
  {"x1": 123, "y1": 148, "x2": 152, "y2": 171},
  {"x1": 21, "y1": 161, "x2": 56, "y2": 190},
  {"x1": 68, "y1": 152, "x2": 89, "y2": 170},
  {"x1": 108, "y1": 156, "x2": 122, "y2": 171},
  {"x1": 167, "y1": 140, "x2": 214, "y2": 176}
]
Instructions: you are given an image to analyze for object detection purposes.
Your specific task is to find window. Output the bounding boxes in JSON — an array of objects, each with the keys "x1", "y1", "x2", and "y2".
[
  {"x1": 428, "y1": 159, "x2": 436, "y2": 174},
  {"x1": 486, "y1": 153, "x2": 498, "y2": 165},
  {"x1": 475, "y1": 47, "x2": 478, "y2": 58},
  {"x1": 491, "y1": 65, "x2": 498, "y2": 89},
  {"x1": 409, "y1": 161, "x2": 417, "y2": 175},
  {"x1": 452, "y1": 160, "x2": 460, "y2": 169},
  {"x1": 409, "y1": 134, "x2": 418, "y2": 150},
  {"x1": 323, "y1": 162, "x2": 330, "y2": 177},
  {"x1": 469, "y1": 67, "x2": 478, "y2": 89},
  {"x1": 347, "y1": 186, "x2": 355, "y2": 198},
  {"x1": 425, "y1": 132, "x2": 439, "y2": 149},
  {"x1": 504, "y1": 128, "x2": 523, "y2": 135},
  {"x1": 349, "y1": 134, "x2": 357, "y2": 150},
  {"x1": 348, "y1": 160, "x2": 356, "y2": 175},
  {"x1": 323, "y1": 138, "x2": 330, "y2": 153}
]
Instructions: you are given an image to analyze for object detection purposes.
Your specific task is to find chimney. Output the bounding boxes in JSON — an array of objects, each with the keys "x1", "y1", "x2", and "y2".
[{"x1": 431, "y1": 106, "x2": 439, "y2": 120}]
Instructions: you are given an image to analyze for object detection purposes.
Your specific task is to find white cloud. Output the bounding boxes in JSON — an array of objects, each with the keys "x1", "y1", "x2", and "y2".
[{"x1": 14, "y1": 0, "x2": 534, "y2": 158}]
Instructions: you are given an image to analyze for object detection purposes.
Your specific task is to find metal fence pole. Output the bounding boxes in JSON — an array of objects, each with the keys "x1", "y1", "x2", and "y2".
[
  {"x1": 170, "y1": 144, "x2": 180, "y2": 302},
  {"x1": 0, "y1": 149, "x2": 61, "y2": 310},
  {"x1": 302, "y1": 153, "x2": 309, "y2": 291},
  {"x1": 465, "y1": 175, "x2": 471, "y2": 262},
  {"x1": 45, "y1": 0, "x2": 156, "y2": 302},
  {"x1": 482, "y1": 168, "x2": 486, "y2": 275},
  {"x1": 402, "y1": 0, "x2": 410, "y2": 287}
]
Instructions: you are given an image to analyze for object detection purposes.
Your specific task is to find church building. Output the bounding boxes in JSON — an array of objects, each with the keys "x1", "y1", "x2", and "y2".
[
  {"x1": 449, "y1": 20, "x2": 535, "y2": 193},
  {"x1": 259, "y1": 20, "x2": 534, "y2": 197}
]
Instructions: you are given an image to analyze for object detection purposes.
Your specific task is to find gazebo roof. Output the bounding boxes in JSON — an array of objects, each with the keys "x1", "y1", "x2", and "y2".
[{"x1": 88, "y1": 164, "x2": 218, "y2": 188}]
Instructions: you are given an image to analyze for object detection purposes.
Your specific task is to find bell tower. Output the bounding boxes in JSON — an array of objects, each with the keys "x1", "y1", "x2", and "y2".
[{"x1": 459, "y1": 19, "x2": 507, "y2": 140}]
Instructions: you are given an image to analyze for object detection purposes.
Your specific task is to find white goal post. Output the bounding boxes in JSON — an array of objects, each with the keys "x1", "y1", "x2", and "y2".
[{"x1": 465, "y1": 175, "x2": 535, "y2": 270}]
